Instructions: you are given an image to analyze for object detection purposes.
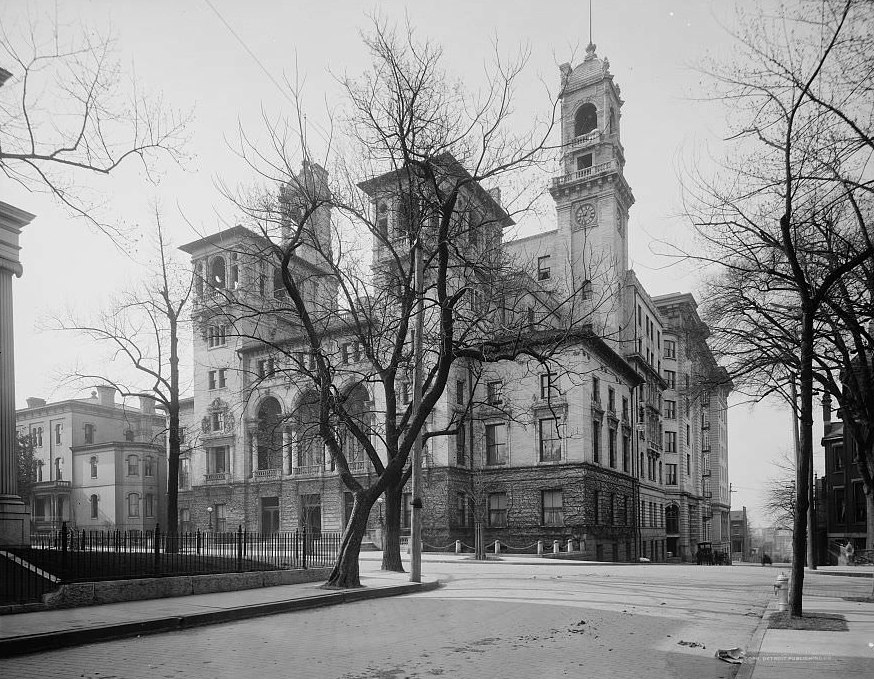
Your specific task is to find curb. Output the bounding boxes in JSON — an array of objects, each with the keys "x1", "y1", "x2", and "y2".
[
  {"x1": 0, "y1": 580, "x2": 440, "y2": 659},
  {"x1": 735, "y1": 598, "x2": 776, "y2": 679}
]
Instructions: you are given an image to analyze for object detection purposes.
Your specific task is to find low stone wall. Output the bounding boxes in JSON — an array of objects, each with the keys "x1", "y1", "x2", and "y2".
[{"x1": 42, "y1": 568, "x2": 332, "y2": 609}]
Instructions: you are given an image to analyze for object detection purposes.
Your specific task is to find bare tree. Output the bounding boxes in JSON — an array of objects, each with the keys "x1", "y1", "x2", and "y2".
[
  {"x1": 53, "y1": 212, "x2": 193, "y2": 536},
  {"x1": 680, "y1": 0, "x2": 874, "y2": 616},
  {"x1": 207, "y1": 20, "x2": 630, "y2": 588},
  {"x1": 764, "y1": 451, "x2": 797, "y2": 533},
  {"x1": 0, "y1": 17, "x2": 189, "y2": 239}
]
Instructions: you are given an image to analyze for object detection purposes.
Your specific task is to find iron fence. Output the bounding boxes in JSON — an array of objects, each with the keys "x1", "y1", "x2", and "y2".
[{"x1": 2, "y1": 523, "x2": 342, "y2": 605}]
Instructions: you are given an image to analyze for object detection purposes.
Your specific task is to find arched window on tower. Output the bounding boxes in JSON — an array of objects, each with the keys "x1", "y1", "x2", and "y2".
[
  {"x1": 257, "y1": 397, "x2": 284, "y2": 471},
  {"x1": 574, "y1": 103, "x2": 598, "y2": 137},
  {"x1": 608, "y1": 109, "x2": 615, "y2": 134},
  {"x1": 210, "y1": 257, "x2": 226, "y2": 289}
]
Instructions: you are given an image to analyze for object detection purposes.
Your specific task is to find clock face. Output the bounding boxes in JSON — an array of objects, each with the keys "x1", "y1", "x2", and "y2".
[{"x1": 575, "y1": 203, "x2": 597, "y2": 227}]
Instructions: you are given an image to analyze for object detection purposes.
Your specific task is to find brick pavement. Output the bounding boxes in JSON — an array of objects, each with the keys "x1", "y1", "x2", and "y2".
[{"x1": 0, "y1": 561, "x2": 777, "y2": 678}]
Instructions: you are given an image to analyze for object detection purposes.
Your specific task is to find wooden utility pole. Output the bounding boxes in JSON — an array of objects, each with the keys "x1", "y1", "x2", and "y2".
[{"x1": 410, "y1": 240, "x2": 424, "y2": 583}]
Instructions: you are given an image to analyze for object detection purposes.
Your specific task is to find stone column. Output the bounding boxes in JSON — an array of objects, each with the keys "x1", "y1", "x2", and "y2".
[{"x1": 0, "y1": 201, "x2": 35, "y2": 545}]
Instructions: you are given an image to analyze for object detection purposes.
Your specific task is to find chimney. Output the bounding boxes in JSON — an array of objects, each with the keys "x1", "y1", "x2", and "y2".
[
  {"x1": 139, "y1": 396, "x2": 156, "y2": 416},
  {"x1": 26, "y1": 397, "x2": 46, "y2": 409},
  {"x1": 95, "y1": 385, "x2": 115, "y2": 408}
]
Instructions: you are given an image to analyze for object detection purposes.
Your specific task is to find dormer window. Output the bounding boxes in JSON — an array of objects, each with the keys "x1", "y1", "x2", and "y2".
[{"x1": 574, "y1": 103, "x2": 598, "y2": 137}]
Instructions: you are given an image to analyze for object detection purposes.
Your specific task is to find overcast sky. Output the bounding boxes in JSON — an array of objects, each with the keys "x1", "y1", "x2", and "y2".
[{"x1": 2, "y1": 0, "x2": 822, "y2": 523}]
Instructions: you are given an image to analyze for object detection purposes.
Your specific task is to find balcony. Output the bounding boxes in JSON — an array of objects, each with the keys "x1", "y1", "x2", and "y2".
[
  {"x1": 347, "y1": 460, "x2": 370, "y2": 475},
  {"x1": 552, "y1": 160, "x2": 618, "y2": 187},
  {"x1": 567, "y1": 130, "x2": 602, "y2": 150},
  {"x1": 204, "y1": 472, "x2": 229, "y2": 484},
  {"x1": 32, "y1": 480, "x2": 72, "y2": 493},
  {"x1": 252, "y1": 469, "x2": 282, "y2": 481},
  {"x1": 292, "y1": 464, "x2": 323, "y2": 478}
]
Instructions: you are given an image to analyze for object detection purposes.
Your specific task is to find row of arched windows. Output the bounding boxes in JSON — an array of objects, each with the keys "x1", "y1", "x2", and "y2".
[{"x1": 255, "y1": 386, "x2": 371, "y2": 473}]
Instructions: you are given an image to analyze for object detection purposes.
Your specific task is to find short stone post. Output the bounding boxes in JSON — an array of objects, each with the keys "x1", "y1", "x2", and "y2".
[
  {"x1": 553, "y1": 539, "x2": 560, "y2": 554},
  {"x1": 494, "y1": 540, "x2": 500, "y2": 555},
  {"x1": 567, "y1": 538, "x2": 574, "y2": 553},
  {"x1": 455, "y1": 540, "x2": 462, "y2": 554},
  {"x1": 537, "y1": 540, "x2": 543, "y2": 556}
]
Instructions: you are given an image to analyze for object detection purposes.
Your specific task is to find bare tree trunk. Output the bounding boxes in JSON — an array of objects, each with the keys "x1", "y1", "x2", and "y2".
[
  {"x1": 475, "y1": 521, "x2": 485, "y2": 560},
  {"x1": 790, "y1": 318, "x2": 814, "y2": 618},
  {"x1": 381, "y1": 485, "x2": 405, "y2": 572},
  {"x1": 325, "y1": 493, "x2": 377, "y2": 589},
  {"x1": 867, "y1": 492, "x2": 874, "y2": 598}
]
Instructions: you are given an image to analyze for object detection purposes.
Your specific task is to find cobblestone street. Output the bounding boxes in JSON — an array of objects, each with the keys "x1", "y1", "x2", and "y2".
[{"x1": 0, "y1": 561, "x2": 779, "y2": 678}]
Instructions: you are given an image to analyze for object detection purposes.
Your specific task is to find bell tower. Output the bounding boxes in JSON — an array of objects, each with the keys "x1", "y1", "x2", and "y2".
[{"x1": 549, "y1": 43, "x2": 634, "y2": 339}]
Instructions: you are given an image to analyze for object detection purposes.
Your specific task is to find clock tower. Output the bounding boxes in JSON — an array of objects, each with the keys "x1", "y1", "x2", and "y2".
[{"x1": 549, "y1": 43, "x2": 634, "y2": 339}]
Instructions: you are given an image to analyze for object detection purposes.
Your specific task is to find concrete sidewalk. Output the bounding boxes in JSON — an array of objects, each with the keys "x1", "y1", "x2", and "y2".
[
  {"x1": 740, "y1": 575, "x2": 874, "y2": 678},
  {"x1": 0, "y1": 568, "x2": 439, "y2": 659}
]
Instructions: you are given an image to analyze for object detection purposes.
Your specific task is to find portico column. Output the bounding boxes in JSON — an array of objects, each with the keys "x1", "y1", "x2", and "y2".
[{"x1": 0, "y1": 201, "x2": 35, "y2": 545}]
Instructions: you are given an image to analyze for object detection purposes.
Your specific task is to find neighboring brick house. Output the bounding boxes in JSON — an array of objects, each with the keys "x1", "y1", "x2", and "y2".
[
  {"x1": 16, "y1": 386, "x2": 167, "y2": 532},
  {"x1": 821, "y1": 397, "x2": 869, "y2": 557},
  {"x1": 175, "y1": 45, "x2": 731, "y2": 561}
]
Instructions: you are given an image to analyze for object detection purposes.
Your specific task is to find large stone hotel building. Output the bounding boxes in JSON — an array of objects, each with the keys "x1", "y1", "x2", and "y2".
[{"x1": 176, "y1": 45, "x2": 732, "y2": 562}]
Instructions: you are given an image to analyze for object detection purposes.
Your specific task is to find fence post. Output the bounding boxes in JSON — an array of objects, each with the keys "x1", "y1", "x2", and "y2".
[
  {"x1": 236, "y1": 525, "x2": 243, "y2": 572},
  {"x1": 154, "y1": 524, "x2": 161, "y2": 569},
  {"x1": 302, "y1": 526, "x2": 308, "y2": 570},
  {"x1": 567, "y1": 538, "x2": 574, "y2": 553},
  {"x1": 61, "y1": 521, "x2": 68, "y2": 569},
  {"x1": 196, "y1": 530, "x2": 202, "y2": 555},
  {"x1": 494, "y1": 540, "x2": 500, "y2": 555},
  {"x1": 455, "y1": 540, "x2": 462, "y2": 554},
  {"x1": 553, "y1": 539, "x2": 560, "y2": 555},
  {"x1": 537, "y1": 540, "x2": 544, "y2": 556}
]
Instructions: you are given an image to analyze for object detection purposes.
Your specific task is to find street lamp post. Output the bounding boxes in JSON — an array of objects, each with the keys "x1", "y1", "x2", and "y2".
[
  {"x1": 206, "y1": 505, "x2": 213, "y2": 533},
  {"x1": 410, "y1": 239, "x2": 424, "y2": 583}
]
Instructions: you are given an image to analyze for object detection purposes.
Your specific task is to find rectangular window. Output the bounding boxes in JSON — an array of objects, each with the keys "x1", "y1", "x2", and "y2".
[
  {"x1": 179, "y1": 458, "x2": 191, "y2": 489},
  {"x1": 853, "y1": 482, "x2": 867, "y2": 524},
  {"x1": 55, "y1": 423, "x2": 62, "y2": 444},
  {"x1": 686, "y1": 453, "x2": 691, "y2": 475},
  {"x1": 127, "y1": 456, "x2": 139, "y2": 476},
  {"x1": 208, "y1": 370, "x2": 216, "y2": 390},
  {"x1": 485, "y1": 423, "x2": 508, "y2": 465},
  {"x1": 128, "y1": 493, "x2": 139, "y2": 518},
  {"x1": 592, "y1": 419, "x2": 601, "y2": 463},
  {"x1": 664, "y1": 400, "x2": 676, "y2": 419},
  {"x1": 144, "y1": 457, "x2": 154, "y2": 477},
  {"x1": 455, "y1": 493, "x2": 467, "y2": 527},
  {"x1": 456, "y1": 379, "x2": 465, "y2": 405},
  {"x1": 664, "y1": 370, "x2": 676, "y2": 389},
  {"x1": 608, "y1": 387, "x2": 615, "y2": 413},
  {"x1": 215, "y1": 503, "x2": 227, "y2": 532},
  {"x1": 664, "y1": 339, "x2": 676, "y2": 359},
  {"x1": 666, "y1": 463, "x2": 678, "y2": 485},
  {"x1": 537, "y1": 255, "x2": 551, "y2": 281},
  {"x1": 539, "y1": 372, "x2": 559, "y2": 400},
  {"x1": 84, "y1": 424, "x2": 94, "y2": 445},
  {"x1": 488, "y1": 492, "x2": 508, "y2": 528},
  {"x1": 622, "y1": 396, "x2": 629, "y2": 421},
  {"x1": 834, "y1": 487, "x2": 847, "y2": 524},
  {"x1": 208, "y1": 325, "x2": 227, "y2": 348},
  {"x1": 208, "y1": 446, "x2": 227, "y2": 474},
  {"x1": 487, "y1": 381, "x2": 503, "y2": 405},
  {"x1": 542, "y1": 490, "x2": 563, "y2": 526},
  {"x1": 213, "y1": 411, "x2": 228, "y2": 432},
  {"x1": 90, "y1": 494, "x2": 99, "y2": 519},
  {"x1": 608, "y1": 493, "x2": 615, "y2": 525},
  {"x1": 665, "y1": 431, "x2": 677, "y2": 453},
  {"x1": 592, "y1": 376, "x2": 600, "y2": 404},
  {"x1": 622, "y1": 434, "x2": 630, "y2": 472},
  {"x1": 608, "y1": 428, "x2": 617, "y2": 468},
  {"x1": 218, "y1": 369, "x2": 227, "y2": 388},
  {"x1": 455, "y1": 423, "x2": 466, "y2": 466},
  {"x1": 539, "y1": 418, "x2": 562, "y2": 462},
  {"x1": 145, "y1": 494, "x2": 154, "y2": 518},
  {"x1": 402, "y1": 492, "x2": 412, "y2": 530}
]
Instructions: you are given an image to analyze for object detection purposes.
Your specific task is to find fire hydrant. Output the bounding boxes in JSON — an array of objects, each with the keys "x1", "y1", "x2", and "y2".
[{"x1": 774, "y1": 572, "x2": 789, "y2": 612}]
